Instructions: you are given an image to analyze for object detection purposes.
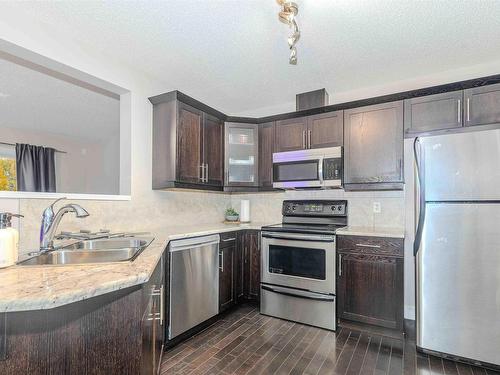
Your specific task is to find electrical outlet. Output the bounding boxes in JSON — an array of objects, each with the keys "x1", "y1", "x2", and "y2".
[{"x1": 373, "y1": 202, "x2": 381, "y2": 214}]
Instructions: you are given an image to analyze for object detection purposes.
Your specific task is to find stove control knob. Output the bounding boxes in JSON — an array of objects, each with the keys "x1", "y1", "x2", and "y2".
[
  {"x1": 337, "y1": 205, "x2": 343, "y2": 212},
  {"x1": 331, "y1": 206, "x2": 336, "y2": 211}
]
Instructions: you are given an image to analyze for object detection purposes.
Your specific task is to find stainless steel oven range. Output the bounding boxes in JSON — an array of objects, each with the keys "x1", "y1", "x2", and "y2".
[{"x1": 260, "y1": 200, "x2": 347, "y2": 331}]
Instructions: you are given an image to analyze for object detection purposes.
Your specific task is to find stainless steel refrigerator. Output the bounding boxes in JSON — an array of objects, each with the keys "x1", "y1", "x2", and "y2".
[{"x1": 414, "y1": 128, "x2": 500, "y2": 368}]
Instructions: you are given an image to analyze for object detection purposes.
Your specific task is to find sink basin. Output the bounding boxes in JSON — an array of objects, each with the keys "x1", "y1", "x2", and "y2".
[
  {"x1": 61, "y1": 238, "x2": 152, "y2": 251},
  {"x1": 18, "y1": 236, "x2": 154, "y2": 266}
]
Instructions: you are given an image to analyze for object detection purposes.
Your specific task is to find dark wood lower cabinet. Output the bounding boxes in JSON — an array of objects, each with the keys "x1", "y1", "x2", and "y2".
[
  {"x1": 337, "y1": 235, "x2": 404, "y2": 331},
  {"x1": 218, "y1": 230, "x2": 260, "y2": 312},
  {"x1": 0, "y1": 287, "x2": 143, "y2": 375},
  {"x1": 243, "y1": 230, "x2": 261, "y2": 302},
  {"x1": 141, "y1": 254, "x2": 165, "y2": 374},
  {"x1": 219, "y1": 243, "x2": 236, "y2": 312},
  {"x1": 0, "y1": 256, "x2": 165, "y2": 375}
]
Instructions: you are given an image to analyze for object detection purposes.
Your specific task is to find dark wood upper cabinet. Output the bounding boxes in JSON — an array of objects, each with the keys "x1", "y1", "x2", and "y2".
[
  {"x1": 464, "y1": 83, "x2": 500, "y2": 127},
  {"x1": 177, "y1": 102, "x2": 204, "y2": 184},
  {"x1": 337, "y1": 236, "x2": 404, "y2": 330},
  {"x1": 150, "y1": 94, "x2": 224, "y2": 190},
  {"x1": 307, "y1": 111, "x2": 343, "y2": 148},
  {"x1": 275, "y1": 112, "x2": 343, "y2": 152},
  {"x1": 344, "y1": 101, "x2": 404, "y2": 190},
  {"x1": 258, "y1": 122, "x2": 275, "y2": 188},
  {"x1": 275, "y1": 117, "x2": 308, "y2": 152},
  {"x1": 203, "y1": 113, "x2": 224, "y2": 186},
  {"x1": 404, "y1": 91, "x2": 463, "y2": 135}
]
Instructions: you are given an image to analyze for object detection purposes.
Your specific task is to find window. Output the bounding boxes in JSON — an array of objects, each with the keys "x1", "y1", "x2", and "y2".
[{"x1": 0, "y1": 146, "x2": 17, "y2": 191}]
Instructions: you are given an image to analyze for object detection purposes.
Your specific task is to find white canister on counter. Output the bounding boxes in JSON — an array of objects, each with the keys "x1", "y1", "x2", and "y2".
[
  {"x1": 240, "y1": 200, "x2": 250, "y2": 223},
  {"x1": 0, "y1": 213, "x2": 23, "y2": 268}
]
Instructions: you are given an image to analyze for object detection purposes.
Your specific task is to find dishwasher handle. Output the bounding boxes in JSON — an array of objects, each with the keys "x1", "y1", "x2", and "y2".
[{"x1": 169, "y1": 234, "x2": 220, "y2": 253}]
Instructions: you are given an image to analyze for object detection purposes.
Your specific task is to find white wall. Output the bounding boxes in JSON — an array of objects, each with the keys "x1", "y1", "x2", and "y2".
[
  {"x1": 0, "y1": 11, "x2": 229, "y2": 253},
  {"x1": 0, "y1": 126, "x2": 119, "y2": 194}
]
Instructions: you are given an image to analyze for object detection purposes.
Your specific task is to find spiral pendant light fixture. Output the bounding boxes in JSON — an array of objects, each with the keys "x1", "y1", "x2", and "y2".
[{"x1": 277, "y1": 0, "x2": 300, "y2": 65}]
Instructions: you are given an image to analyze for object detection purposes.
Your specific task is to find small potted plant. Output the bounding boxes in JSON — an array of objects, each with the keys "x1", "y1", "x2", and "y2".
[{"x1": 225, "y1": 207, "x2": 239, "y2": 222}]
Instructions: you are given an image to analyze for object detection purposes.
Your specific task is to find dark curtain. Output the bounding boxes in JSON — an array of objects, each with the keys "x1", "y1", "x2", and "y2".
[{"x1": 15, "y1": 143, "x2": 56, "y2": 192}]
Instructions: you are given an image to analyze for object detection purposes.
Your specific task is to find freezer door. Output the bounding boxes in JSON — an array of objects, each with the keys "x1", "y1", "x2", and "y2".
[
  {"x1": 422, "y1": 129, "x2": 500, "y2": 201},
  {"x1": 417, "y1": 203, "x2": 500, "y2": 366}
]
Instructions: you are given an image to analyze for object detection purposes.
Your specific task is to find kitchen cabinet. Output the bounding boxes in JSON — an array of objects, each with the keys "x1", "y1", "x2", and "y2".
[
  {"x1": 464, "y1": 83, "x2": 500, "y2": 127},
  {"x1": 224, "y1": 122, "x2": 259, "y2": 187},
  {"x1": 275, "y1": 116, "x2": 308, "y2": 152},
  {"x1": 242, "y1": 230, "x2": 260, "y2": 302},
  {"x1": 344, "y1": 101, "x2": 404, "y2": 190},
  {"x1": 258, "y1": 122, "x2": 275, "y2": 189},
  {"x1": 177, "y1": 102, "x2": 203, "y2": 184},
  {"x1": 307, "y1": 111, "x2": 343, "y2": 148},
  {"x1": 275, "y1": 112, "x2": 343, "y2": 152},
  {"x1": 203, "y1": 113, "x2": 224, "y2": 186},
  {"x1": 218, "y1": 230, "x2": 260, "y2": 310},
  {"x1": 150, "y1": 93, "x2": 224, "y2": 191},
  {"x1": 141, "y1": 254, "x2": 164, "y2": 375},
  {"x1": 404, "y1": 91, "x2": 463, "y2": 135},
  {"x1": 219, "y1": 232, "x2": 238, "y2": 312},
  {"x1": 337, "y1": 235, "x2": 404, "y2": 330},
  {"x1": 235, "y1": 233, "x2": 245, "y2": 301}
]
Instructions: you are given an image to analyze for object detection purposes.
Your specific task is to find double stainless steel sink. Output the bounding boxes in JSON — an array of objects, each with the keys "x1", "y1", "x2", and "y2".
[{"x1": 18, "y1": 237, "x2": 154, "y2": 266}]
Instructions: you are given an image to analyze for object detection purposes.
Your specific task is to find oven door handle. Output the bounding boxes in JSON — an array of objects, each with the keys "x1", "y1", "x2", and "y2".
[
  {"x1": 261, "y1": 285, "x2": 335, "y2": 302},
  {"x1": 261, "y1": 232, "x2": 335, "y2": 242}
]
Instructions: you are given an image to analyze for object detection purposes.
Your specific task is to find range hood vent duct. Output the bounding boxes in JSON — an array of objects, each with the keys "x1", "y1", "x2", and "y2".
[{"x1": 296, "y1": 88, "x2": 329, "y2": 111}]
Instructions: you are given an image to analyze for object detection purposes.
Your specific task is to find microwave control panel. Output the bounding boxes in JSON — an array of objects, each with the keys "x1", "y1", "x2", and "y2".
[{"x1": 323, "y1": 157, "x2": 342, "y2": 180}]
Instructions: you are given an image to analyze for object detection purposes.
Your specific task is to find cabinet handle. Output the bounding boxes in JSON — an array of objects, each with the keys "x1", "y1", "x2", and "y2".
[
  {"x1": 222, "y1": 237, "x2": 236, "y2": 242},
  {"x1": 466, "y1": 98, "x2": 470, "y2": 122},
  {"x1": 302, "y1": 130, "x2": 306, "y2": 149},
  {"x1": 338, "y1": 254, "x2": 342, "y2": 277},
  {"x1": 205, "y1": 163, "x2": 209, "y2": 182},
  {"x1": 199, "y1": 165, "x2": 204, "y2": 182},
  {"x1": 308, "y1": 130, "x2": 311, "y2": 149},
  {"x1": 219, "y1": 250, "x2": 224, "y2": 272},
  {"x1": 457, "y1": 99, "x2": 461, "y2": 123},
  {"x1": 356, "y1": 243, "x2": 381, "y2": 248},
  {"x1": 159, "y1": 285, "x2": 164, "y2": 325},
  {"x1": 150, "y1": 285, "x2": 164, "y2": 325},
  {"x1": 147, "y1": 312, "x2": 161, "y2": 321}
]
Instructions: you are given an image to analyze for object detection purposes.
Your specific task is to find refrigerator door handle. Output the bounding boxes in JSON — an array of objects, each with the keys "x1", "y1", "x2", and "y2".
[{"x1": 413, "y1": 137, "x2": 426, "y2": 256}]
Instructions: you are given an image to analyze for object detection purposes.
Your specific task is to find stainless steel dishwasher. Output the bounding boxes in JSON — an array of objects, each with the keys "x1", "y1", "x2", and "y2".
[{"x1": 168, "y1": 234, "x2": 220, "y2": 340}]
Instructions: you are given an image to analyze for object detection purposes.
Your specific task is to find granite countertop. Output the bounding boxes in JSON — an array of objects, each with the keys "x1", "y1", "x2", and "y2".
[
  {"x1": 336, "y1": 226, "x2": 405, "y2": 239},
  {"x1": 0, "y1": 222, "x2": 268, "y2": 313}
]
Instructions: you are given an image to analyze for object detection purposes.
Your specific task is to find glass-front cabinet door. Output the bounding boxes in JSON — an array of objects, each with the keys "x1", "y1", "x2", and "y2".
[{"x1": 224, "y1": 122, "x2": 259, "y2": 186}]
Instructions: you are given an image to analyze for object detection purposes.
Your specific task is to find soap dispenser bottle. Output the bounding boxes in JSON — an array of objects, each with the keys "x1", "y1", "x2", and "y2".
[{"x1": 0, "y1": 212, "x2": 23, "y2": 268}]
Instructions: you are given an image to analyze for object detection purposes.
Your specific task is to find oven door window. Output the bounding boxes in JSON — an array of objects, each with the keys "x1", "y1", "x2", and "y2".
[
  {"x1": 268, "y1": 244, "x2": 326, "y2": 280},
  {"x1": 273, "y1": 160, "x2": 319, "y2": 182}
]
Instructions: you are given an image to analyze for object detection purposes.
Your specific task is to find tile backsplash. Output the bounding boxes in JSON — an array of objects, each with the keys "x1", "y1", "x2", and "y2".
[
  {"x1": 230, "y1": 189, "x2": 405, "y2": 229},
  {"x1": 1, "y1": 188, "x2": 405, "y2": 257},
  {"x1": 5, "y1": 191, "x2": 228, "y2": 256}
]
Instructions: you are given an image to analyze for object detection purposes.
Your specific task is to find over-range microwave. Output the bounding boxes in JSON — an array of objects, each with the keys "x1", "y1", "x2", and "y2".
[{"x1": 272, "y1": 146, "x2": 343, "y2": 189}]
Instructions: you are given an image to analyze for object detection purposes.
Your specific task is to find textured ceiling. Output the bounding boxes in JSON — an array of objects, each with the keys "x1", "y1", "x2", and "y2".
[
  {"x1": 2, "y1": 0, "x2": 500, "y2": 116},
  {"x1": 0, "y1": 57, "x2": 119, "y2": 140}
]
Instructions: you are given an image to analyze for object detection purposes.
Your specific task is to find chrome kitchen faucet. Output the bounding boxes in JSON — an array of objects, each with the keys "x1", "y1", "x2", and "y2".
[{"x1": 39, "y1": 197, "x2": 89, "y2": 251}]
